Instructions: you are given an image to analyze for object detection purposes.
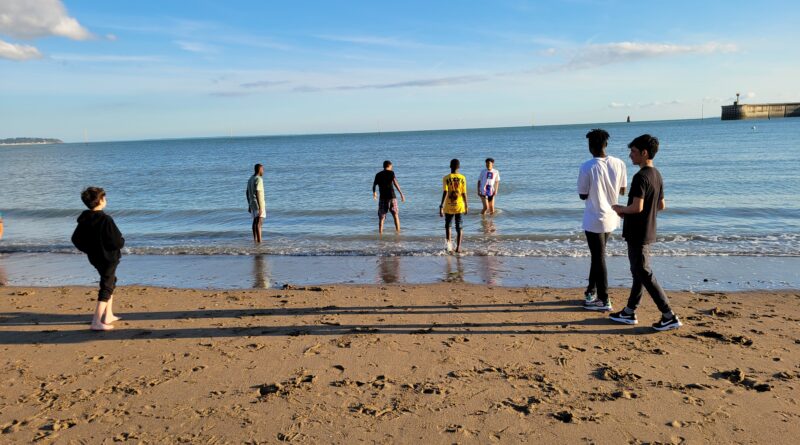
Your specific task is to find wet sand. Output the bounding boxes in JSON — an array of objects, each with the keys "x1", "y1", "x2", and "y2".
[{"x1": 0, "y1": 284, "x2": 798, "y2": 443}]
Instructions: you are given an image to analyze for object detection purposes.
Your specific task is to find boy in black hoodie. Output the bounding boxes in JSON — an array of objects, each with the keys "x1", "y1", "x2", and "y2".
[{"x1": 71, "y1": 187, "x2": 125, "y2": 331}]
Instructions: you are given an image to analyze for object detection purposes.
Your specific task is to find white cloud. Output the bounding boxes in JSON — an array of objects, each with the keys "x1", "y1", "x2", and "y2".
[
  {"x1": 240, "y1": 80, "x2": 290, "y2": 89},
  {"x1": 50, "y1": 53, "x2": 161, "y2": 63},
  {"x1": 609, "y1": 102, "x2": 632, "y2": 109},
  {"x1": 746, "y1": 91, "x2": 756, "y2": 99},
  {"x1": 639, "y1": 99, "x2": 682, "y2": 108},
  {"x1": 0, "y1": 0, "x2": 92, "y2": 40},
  {"x1": 557, "y1": 41, "x2": 737, "y2": 71},
  {"x1": 609, "y1": 99, "x2": 683, "y2": 109},
  {"x1": 175, "y1": 40, "x2": 218, "y2": 54},
  {"x1": 316, "y1": 34, "x2": 441, "y2": 50},
  {"x1": 0, "y1": 39, "x2": 42, "y2": 60},
  {"x1": 316, "y1": 75, "x2": 488, "y2": 92}
]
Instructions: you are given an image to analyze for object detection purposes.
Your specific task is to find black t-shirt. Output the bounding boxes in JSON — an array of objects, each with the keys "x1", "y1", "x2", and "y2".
[
  {"x1": 373, "y1": 170, "x2": 396, "y2": 200},
  {"x1": 622, "y1": 166, "x2": 664, "y2": 245}
]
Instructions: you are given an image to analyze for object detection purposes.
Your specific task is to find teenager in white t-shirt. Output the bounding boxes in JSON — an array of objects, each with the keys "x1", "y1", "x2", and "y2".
[
  {"x1": 577, "y1": 129, "x2": 627, "y2": 311},
  {"x1": 477, "y1": 158, "x2": 500, "y2": 215}
]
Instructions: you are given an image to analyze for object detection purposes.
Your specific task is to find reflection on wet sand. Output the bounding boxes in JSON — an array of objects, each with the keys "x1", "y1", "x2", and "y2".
[
  {"x1": 444, "y1": 255, "x2": 464, "y2": 283},
  {"x1": 252, "y1": 254, "x2": 270, "y2": 289},
  {"x1": 479, "y1": 215, "x2": 500, "y2": 285},
  {"x1": 478, "y1": 254, "x2": 501, "y2": 286},
  {"x1": 378, "y1": 256, "x2": 401, "y2": 284},
  {"x1": 480, "y1": 216, "x2": 497, "y2": 235}
]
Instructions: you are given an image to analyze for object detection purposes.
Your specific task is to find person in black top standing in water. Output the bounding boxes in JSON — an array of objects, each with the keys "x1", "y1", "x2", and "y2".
[
  {"x1": 373, "y1": 160, "x2": 405, "y2": 234},
  {"x1": 610, "y1": 134, "x2": 682, "y2": 331}
]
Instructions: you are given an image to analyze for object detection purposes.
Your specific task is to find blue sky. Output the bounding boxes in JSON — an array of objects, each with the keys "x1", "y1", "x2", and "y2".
[{"x1": 2, "y1": 0, "x2": 799, "y2": 142}]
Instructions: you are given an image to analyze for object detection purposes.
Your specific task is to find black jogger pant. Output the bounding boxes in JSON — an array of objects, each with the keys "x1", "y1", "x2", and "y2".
[
  {"x1": 625, "y1": 243, "x2": 672, "y2": 314},
  {"x1": 585, "y1": 231, "x2": 610, "y2": 302},
  {"x1": 92, "y1": 261, "x2": 118, "y2": 302}
]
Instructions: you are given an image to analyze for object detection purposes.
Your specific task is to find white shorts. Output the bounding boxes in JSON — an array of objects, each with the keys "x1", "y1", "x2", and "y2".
[{"x1": 250, "y1": 208, "x2": 266, "y2": 218}]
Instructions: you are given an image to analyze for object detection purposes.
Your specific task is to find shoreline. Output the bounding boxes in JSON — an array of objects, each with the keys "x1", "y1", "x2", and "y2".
[
  {"x1": 1, "y1": 252, "x2": 799, "y2": 291},
  {"x1": 0, "y1": 284, "x2": 797, "y2": 442}
]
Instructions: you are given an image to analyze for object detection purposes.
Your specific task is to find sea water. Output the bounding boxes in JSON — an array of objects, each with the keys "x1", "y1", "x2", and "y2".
[{"x1": 2, "y1": 118, "x2": 798, "y2": 258}]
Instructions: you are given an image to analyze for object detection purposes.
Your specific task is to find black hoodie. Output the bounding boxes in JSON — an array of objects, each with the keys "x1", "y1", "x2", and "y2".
[{"x1": 71, "y1": 210, "x2": 125, "y2": 265}]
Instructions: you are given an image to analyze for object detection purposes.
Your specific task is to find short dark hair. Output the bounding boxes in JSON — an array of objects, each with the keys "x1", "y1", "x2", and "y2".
[
  {"x1": 254, "y1": 163, "x2": 263, "y2": 174},
  {"x1": 628, "y1": 134, "x2": 659, "y2": 159},
  {"x1": 81, "y1": 187, "x2": 106, "y2": 209},
  {"x1": 383, "y1": 160, "x2": 392, "y2": 169},
  {"x1": 450, "y1": 158, "x2": 460, "y2": 172},
  {"x1": 586, "y1": 129, "x2": 609, "y2": 154},
  {"x1": 485, "y1": 158, "x2": 495, "y2": 164}
]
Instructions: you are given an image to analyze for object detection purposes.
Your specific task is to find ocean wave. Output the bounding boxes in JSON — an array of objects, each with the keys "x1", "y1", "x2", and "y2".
[
  {"x1": 4, "y1": 206, "x2": 798, "y2": 221},
  {"x1": 2, "y1": 232, "x2": 798, "y2": 257}
]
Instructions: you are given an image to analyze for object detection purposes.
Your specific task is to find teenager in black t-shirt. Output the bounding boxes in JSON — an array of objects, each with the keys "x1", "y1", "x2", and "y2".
[
  {"x1": 372, "y1": 160, "x2": 405, "y2": 234},
  {"x1": 610, "y1": 134, "x2": 682, "y2": 331}
]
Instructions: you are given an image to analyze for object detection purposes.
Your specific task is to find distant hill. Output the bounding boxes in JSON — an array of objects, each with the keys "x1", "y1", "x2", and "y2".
[{"x1": 0, "y1": 137, "x2": 63, "y2": 145}]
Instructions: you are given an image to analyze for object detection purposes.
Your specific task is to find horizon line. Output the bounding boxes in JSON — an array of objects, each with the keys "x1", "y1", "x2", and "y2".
[{"x1": 36, "y1": 116, "x2": 719, "y2": 145}]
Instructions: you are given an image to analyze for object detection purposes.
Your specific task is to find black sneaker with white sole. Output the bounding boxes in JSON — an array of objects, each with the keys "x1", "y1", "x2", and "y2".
[
  {"x1": 609, "y1": 310, "x2": 638, "y2": 325},
  {"x1": 652, "y1": 315, "x2": 683, "y2": 331}
]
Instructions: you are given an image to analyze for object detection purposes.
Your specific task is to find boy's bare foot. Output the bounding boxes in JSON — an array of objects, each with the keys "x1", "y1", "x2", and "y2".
[
  {"x1": 104, "y1": 315, "x2": 121, "y2": 324},
  {"x1": 90, "y1": 322, "x2": 114, "y2": 331}
]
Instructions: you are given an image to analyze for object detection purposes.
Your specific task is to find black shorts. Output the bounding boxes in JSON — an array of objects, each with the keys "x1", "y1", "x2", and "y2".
[
  {"x1": 481, "y1": 194, "x2": 495, "y2": 202},
  {"x1": 91, "y1": 260, "x2": 118, "y2": 302},
  {"x1": 444, "y1": 213, "x2": 463, "y2": 231}
]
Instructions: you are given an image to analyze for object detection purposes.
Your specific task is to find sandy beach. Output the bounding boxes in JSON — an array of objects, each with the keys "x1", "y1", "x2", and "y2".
[{"x1": 0, "y1": 284, "x2": 797, "y2": 444}]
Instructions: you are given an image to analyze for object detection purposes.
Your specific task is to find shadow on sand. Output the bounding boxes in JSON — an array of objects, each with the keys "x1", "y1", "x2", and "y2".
[{"x1": 0, "y1": 299, "x2": 655, "y2": 344}]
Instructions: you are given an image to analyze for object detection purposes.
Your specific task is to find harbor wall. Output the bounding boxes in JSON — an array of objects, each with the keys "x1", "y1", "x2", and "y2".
[{"x1": 721, "y1": 102, "x2": 800, "y2": 120}]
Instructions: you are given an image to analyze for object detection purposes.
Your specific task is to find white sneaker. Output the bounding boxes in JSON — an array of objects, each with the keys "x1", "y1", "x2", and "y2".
[{"x1": 584, "y1": 300, "x2": 613, "y2": 312}]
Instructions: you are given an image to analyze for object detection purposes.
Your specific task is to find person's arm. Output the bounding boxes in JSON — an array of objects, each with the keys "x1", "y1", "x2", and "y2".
[
  {"x1": 658, "y1": 198, "x2": 666, "y2": 211},
  {"x1": 104, "y1": 218, "x2": 125, "y2": 250},
  {"x1": 373, "y1": 175, "x2": 378, "y2": 200},
  {"x1": 462, "y1": 180, "x2": 469, "y2": 214},
  {"x1": 246, "y1": 182, "x2": 252, "y2": 212},
  {"x1": 439, "y1": 191, "x2": 446, "y2": 217},
  {"x1": 257, "y1": 177, "x2": 265, "y2": 212},
  {"x1": 393, "y1": 177, "x2": 405, "y2": 202},
  {"x1": 577, "y1": 166, "x2": 589, "y2": 200},
  {"x1": 613, "y1": 197, "x2": 644, "y2": 216},
  {"x1": 0, "y1": 218, "x2": 3, "y2": 240},
  {"x1": 71, "y1": 225, "x2": 88, "y2": 252},
  {"x1": 620, "y1": 162, "x2": 628, "y2": 196}
]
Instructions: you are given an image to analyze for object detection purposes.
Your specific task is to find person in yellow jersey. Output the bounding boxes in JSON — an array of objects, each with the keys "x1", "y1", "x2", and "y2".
[{"x1": 439, "y1": 158, "x2": 468, "y2": 253}]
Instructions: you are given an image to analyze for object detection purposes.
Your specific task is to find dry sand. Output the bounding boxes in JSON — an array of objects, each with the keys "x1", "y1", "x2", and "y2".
[{"x1": 0, "y1": 284, "x2": 798, "y2": 444}]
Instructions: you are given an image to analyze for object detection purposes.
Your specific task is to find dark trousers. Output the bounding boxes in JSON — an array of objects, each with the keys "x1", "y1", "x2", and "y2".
[
  {"x1": 625, "y1": 243, "x2": 672, "y2": 314},
  {"x1": 91, "y1": 261, "x2": 118, "y2": 302},
  {"x1": 585, "y1": 231, "x2": 610, "y2": 302},
  {"x1": 444, "y1": 213, "x2": 463, "y2": 232}
]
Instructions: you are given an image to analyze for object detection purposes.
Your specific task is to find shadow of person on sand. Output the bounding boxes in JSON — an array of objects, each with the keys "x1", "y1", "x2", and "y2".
[{"x1": 0, "y1": 298, "x2": 657, "y2": 344}]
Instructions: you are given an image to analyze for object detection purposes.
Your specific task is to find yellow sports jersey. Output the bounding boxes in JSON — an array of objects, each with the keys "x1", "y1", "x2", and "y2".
[{"x1": 442, "y1": 173, "x2": 467, "y2": 214}]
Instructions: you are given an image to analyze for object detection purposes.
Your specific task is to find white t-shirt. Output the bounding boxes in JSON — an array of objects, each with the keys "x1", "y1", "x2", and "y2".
[
  {"x1": 247, "y1": 175, "x2": 266, "y2": 217},
  {"x1": 577, "y1": 156, "x2": 627, "y2": 233},
  {"x1": 478, "y1": 168, "x2": 500, "y2": 197}
]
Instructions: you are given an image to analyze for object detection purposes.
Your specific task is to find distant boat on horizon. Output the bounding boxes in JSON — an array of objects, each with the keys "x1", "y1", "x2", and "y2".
[{"x1": 626, "y1": 115, "x2": 631, "y2": 123}]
